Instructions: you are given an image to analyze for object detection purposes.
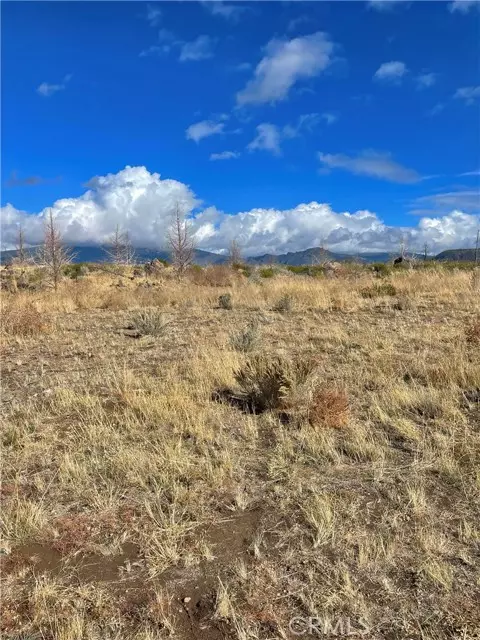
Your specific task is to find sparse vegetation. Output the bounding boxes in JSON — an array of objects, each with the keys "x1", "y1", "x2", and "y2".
[
  {"x1": 273, "y1": 293, "x2": 293, "y2": 313},
  {"x1": 1, "y1": 264, "x2": 479, "y2": 640},
  {"x1": 127, "y1": 307, "x2": 170, "y2": 336},
  {"x1": 218, "y1": 293, "x2": 233, "y2": 310},
  {"x1": 229, "y1": 321, "x2": 260, "y2": 352}
]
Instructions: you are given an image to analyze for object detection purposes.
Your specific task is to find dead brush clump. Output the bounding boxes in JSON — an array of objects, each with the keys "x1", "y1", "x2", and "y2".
[
  {"x1": 308, "y1": 387, "x2": 349, "y2": 429},
  {"x1": 188, "y1": 264, "x2": 235, "y2": 287},
  {"x1": 465, "y1": 316, "x2": 480, "y2": 344},
  {"x1": 1, "y1": 300, "x2": 50, "y2": 337}
]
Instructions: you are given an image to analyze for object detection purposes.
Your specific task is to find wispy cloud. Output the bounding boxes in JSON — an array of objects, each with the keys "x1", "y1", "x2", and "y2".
[
  {"x1": 179, "y1": 35, "x2": 215, "y2": 62},
  {"x1": 4, "y1": 171, "x2": 61, "y2": 187},
  {"x1": 373, "y1": 61, "x2": 408, "y2": 83},
  {"x1": 201, "y1": 1, "x2": 246, "y2": 22},
  {"x1": 318, "y1": 150, "x2": 421, "y2": 183},
  {"x1": 454, "y1": 86, "x2": 480, "y2": 105},
  {"x1": 145, "y1": 3, "x2": 161, "y2": 26},
  {"x1": 367, "y1": 0, "x2": 409, "y2": 11},
  {"x1": 459, "y1": 169, "x2": 480, "y2": 177},
  {"x1": 416, "y1": 72, "x2": 437, "y2": 89},
  {"x1": 37, "y1": 74, "x2": 72, "y2": 97},
  {"x1": 321, "y1": 112, "x2": 338, "y2": 125},
  {"x1": 186, "y1": 117, "x2": 227, "y2": 143},
  {"x1": 448, "y1": 0, "x2": 479, "y2": 13},
  {"x1": 237, "y1": 32, "x2": 336, "y2": 106},
  {"x1": 409, "y1": 189, "x2": 480, "y2": 215},
  {"x1": 247, "y1": 123, "x2": 282, "y2": 156},
  {"x1": 210, "y1": 150, "x2": 241, "y2": 161}
]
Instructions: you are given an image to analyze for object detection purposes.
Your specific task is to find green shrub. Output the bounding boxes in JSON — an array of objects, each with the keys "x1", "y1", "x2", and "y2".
[
  {"x1": 63, "y1": 263, "x2": 89, "y2": 279},
  {"x1": 371, "y1": 263, "x2": 391, "y2": 278},
  {"x1": 259, "y1": 267, "x2": 276, "y2": 279},
  {"x1": 218, "y1": 293, "x2": 233, "y2": 310}
]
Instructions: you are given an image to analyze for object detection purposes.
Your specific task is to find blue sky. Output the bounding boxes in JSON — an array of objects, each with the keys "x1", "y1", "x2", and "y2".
[{"x1": 1, "y1": 0, "x2": 479, "y2": 255}]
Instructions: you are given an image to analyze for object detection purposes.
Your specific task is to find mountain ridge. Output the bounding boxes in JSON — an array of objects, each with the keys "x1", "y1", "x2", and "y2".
[{"x1": 0, "y1": 245, "x2": 477, "y2": 265}]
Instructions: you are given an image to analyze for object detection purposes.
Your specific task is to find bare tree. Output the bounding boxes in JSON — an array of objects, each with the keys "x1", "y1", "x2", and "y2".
[
  {"x1": 35, "y1": 209, "x2": 74, "y2": 290},
  {"x1": 103, "y1": 225, "x2": 136, "y2": 265},
  {"x1": 15, "y1": 225, "x2": 27, "y2": 265},
  {"x1": 167, "y1": 204, "x2": 195, "y2": 273},
  {"x1": 228, "y1": 239, "x2": 242, "y2": 266},
  {"x1": 423, "y1": 242, "x2": 429, "y2": 262}
]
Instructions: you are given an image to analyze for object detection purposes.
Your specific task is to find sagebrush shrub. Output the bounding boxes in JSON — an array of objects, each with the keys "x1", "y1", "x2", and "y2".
[
  {"x1": 218, "y1": 293, "x2": 233, "y2": 310},
  {"x1": 230, "y1": 322, "x2": 260, "y2": 352},
  {"x1": 273, "y1": 294, "x2": 293, "y2": 313},
  {"x1": 234, "y1": 354, "x2": 315, "y2": 413},
  {"x1": 360, "y1": 282, "x2": 397, "y2": 298},
  {"x1": 128, "y1": 308, "x2": 170, "y2": 336}
]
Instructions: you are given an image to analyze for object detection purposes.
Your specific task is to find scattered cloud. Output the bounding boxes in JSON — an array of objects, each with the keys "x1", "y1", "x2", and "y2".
[
  {"x1": 282, "y1": 113, "x2": 321, "y2": 139},
  {"x1": 2, "y1": 166, "x2": 478, "y2": 256},
  {"x1": 140, "y1": 30, "x2": 177, "y2": 57},
  {"x1": 201, "y1": 1, "x2": 246, "y2": 22},
  {"x1": 448, "y1": 0, "x2": 479, "y2": 13},
  {"x1": 145, "y1": 3, "x2": 162, "y2": 26},
  {"x1": 459, "y1": 169, "x2": 480, "y2": 177},
  {"x1": 234, "y1": 62, "x2": 252, "y2": 72},
  {"x1": 37, "y1": 74, "x2": 72, "y2": 97},
  {"x1": 236, "y1": 32, "x2": 336, "y2": 106},
  {"x1": 186, "y1": 118, "x2": 226, "y2": 143},
  {"x1": 373, "y1": 61, "x2": 408, "y2": 83},
  {"x1": 210, "y1": 151, "x2": 241, "y2": 161},
  {"x1": 247, "y1": 123, "x2": 282, "y2": 156},
  {"x1": 179, "y1": 35, "x2": 215, "y2": 62},
  {"x1": 318, "y1": 150, "x2": 421, "y2": 183},
  {"x1": 287, "y1": 15, "x2": 310, "y2": 32},
  {"x1": 409, "y1": 189, "x2": 480, "y2": 216},
  {"x1": 454, "y1": 86, "x2": 480, "y2": 105},
  {"x1": 321, "y1": 112, "x2": 338, "y2": 125},
  {"x1": 4, "y1": 171, "x2": 61, "y2": 188},
  {"x1": 428, "y1": 102, "x2": 445, "y2": 116},
  {"x1": 416, "y1": 72, "x2": 437, "y2": 89},
  {"x1": 367, "y1": 0, "x2": 408, "y2": 11}
]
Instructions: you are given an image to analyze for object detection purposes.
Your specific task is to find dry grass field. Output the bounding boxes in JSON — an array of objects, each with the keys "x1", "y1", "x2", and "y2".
[{"x1": 1, "y1": 265, "x2": 479, "y2": 639}]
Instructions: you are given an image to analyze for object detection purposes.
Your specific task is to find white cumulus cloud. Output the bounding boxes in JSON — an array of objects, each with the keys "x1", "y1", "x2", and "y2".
[
  {"x1": 374, "y1": 61, "x2": 408, "y2": 83},
  {"x1": 1, "y1": 166, "x2": 478, "y2": 257},
  {"x1": 237, "y1": 32, "x2": 336, "y2": 106}
]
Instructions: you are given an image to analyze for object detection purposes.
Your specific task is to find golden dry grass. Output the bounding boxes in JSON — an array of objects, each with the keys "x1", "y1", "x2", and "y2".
[{"x1": 1, "y1": 265, "x2": 479, "y2": 639}]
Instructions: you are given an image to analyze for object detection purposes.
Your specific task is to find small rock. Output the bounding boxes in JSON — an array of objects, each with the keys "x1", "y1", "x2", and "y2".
[{"x1": 183, "y1": 597, "x2": 191, "y2": 604}]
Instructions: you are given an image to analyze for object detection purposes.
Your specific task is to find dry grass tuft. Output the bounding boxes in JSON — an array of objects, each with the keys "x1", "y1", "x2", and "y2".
[
  {"x1": 465, "y1": 316, "x2": 480, "y2": 344},
  {"x1": 1, "y1": 300, "x2": 50, "y2": 336}
]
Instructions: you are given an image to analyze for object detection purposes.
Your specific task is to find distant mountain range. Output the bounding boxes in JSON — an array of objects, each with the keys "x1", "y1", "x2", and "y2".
[{"x1": 0, "y1": 245, "x2": 477, "y2": 265}]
